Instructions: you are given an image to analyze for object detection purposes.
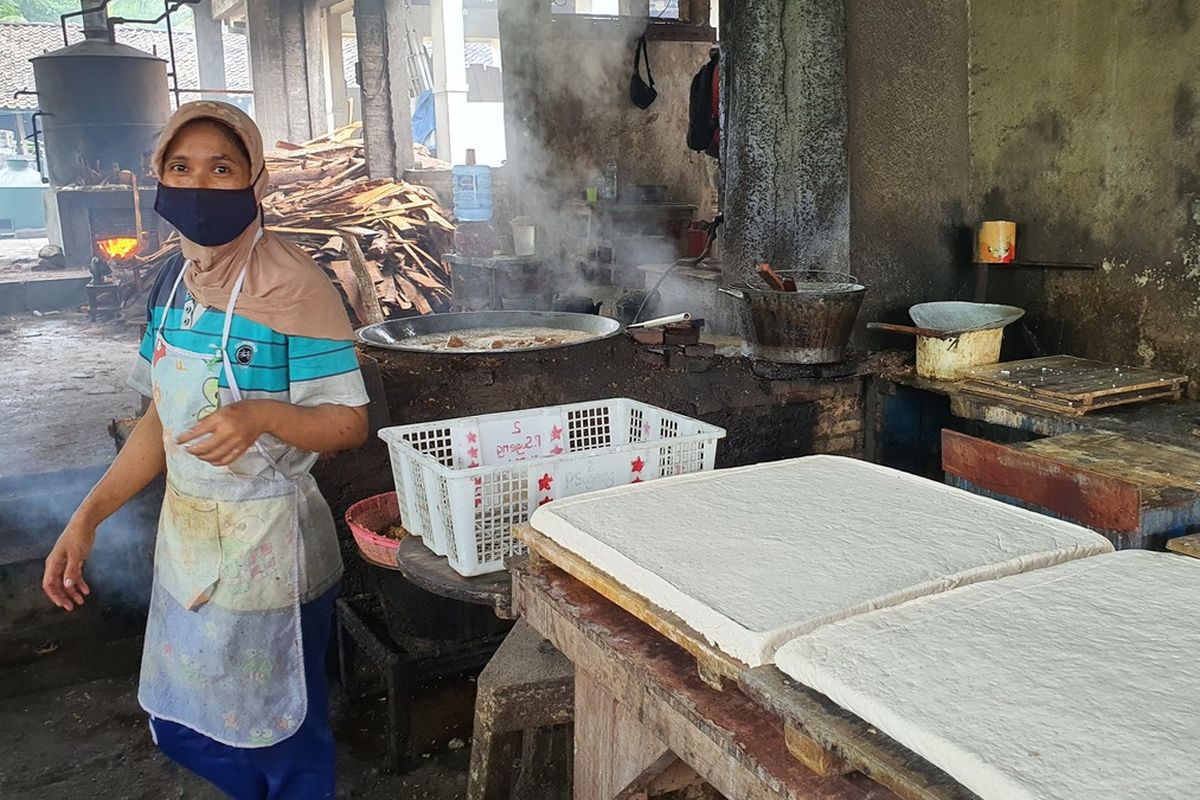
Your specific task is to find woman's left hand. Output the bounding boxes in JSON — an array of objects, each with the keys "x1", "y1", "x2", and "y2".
[{"x1": 177, "y1": 400, "x2": 270, "y2": 466}]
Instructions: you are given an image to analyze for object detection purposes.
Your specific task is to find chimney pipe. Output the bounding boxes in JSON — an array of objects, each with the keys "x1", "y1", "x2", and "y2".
[{"x1": 81, "y1": 0, "x2": 110, "y2": 42}]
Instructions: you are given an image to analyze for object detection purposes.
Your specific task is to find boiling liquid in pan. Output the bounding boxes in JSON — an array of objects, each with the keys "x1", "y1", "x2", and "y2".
[{"x1": 403, "y1": 326, "x2": 593, "y2": 352}]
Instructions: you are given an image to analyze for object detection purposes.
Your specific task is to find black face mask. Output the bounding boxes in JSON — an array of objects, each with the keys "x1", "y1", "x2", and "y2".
[{"x1": 154, "y1": 182, "x2": 260, "y2": 247}]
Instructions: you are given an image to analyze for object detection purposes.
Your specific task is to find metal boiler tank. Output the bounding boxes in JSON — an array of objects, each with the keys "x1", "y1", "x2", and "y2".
[
  {"x1": 30, "y1": 10, "x2": 171, "y2": 266},
  {"x1": 31, "y1": 26, "x2": 170, "y2": 185}
]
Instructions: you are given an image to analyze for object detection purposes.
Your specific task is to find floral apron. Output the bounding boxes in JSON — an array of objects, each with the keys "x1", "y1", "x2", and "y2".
[{"x1": 138, "y1": 252, "x2": 308, "y2": 748}]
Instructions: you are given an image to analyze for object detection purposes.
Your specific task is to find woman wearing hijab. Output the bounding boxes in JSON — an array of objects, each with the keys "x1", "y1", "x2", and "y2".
[{"x1": 41, "y1": 101, "x2": 367, "y2": 799}]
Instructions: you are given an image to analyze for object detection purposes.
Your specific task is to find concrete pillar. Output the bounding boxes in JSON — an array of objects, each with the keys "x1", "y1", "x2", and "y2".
[
  {"x1": 247, "y1": 0, "x2": 291, "y2": 145},
  {"x1": 303, "y1": 0, "x2": 330, "y2": 137},
  {"x1": 718, "y1": 0, "x2": 850, "y2": 284},
  {"x1": 247, "y1": 0, "x2": 329, "y2": 146},
  {"x1": 431, "y1": 0, "x2": 468, "y2": 164},
  {"x1": 354, "y1": 0, "x2": 414, "y2": 178},
  {"x1": 325, "y1": 10, "x2": 350, "y2": 128},
  {"x1": 384, "y1": 1, "x2": 415, "y2": 160},
  {"x1": 191, "y1": 0, "x2": 227, "y2": 99}
]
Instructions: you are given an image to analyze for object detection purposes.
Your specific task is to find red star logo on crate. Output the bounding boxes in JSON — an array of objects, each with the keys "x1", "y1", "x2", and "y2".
[
  {"x1": 631, "y1": 457, "x2": 645, "y2": 474},
  {"x1": 550, "y1": 445, "x2": 564, "y2": 456},
  {"x1": 538, "y1": 496, "x2": 554, "y2": 506},
  {"x1": 467, "y1": 432, "x2": 478, "y2": 443},
  {"x1": 551, "y1": 425, "x2": 563, "y2": 441},
  {"x1": 468, "y1": 447, "x2": 479, "y2": 460},
  {"x1": 538, "y1": 473, "x2": 554, "y2": 492}
]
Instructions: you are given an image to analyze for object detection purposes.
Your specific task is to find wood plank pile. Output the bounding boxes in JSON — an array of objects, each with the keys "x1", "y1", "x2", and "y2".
[{"x1": 124, "y1": 124, "x2": 456, "y2": 325}]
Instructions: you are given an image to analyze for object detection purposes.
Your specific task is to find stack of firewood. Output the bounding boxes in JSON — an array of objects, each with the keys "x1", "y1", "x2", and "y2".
[{"x1": 128, "y1": 124, "x2": 455, "y2": 324}]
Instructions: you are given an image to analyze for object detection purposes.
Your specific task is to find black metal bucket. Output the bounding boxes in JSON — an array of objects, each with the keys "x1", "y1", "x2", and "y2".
[{"x1": 721, "y1": 270, "x2": 867, "y2": 364}]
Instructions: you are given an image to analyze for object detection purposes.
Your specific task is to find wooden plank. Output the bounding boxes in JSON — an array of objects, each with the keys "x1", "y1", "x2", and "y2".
[
  {"x1": 575, "y1": 670, "x2": 672, "y2": 800},
  {"x1": 515, "y1": 524, "x2": 746, "y2": 690},
  {"x1": 959, "y1": 382, "x2": 1181, "y2": 415},
  {"x1": 964, "y1": 356, "x2": 1187, "y2": 403},
  {"x1": 740, "y1": 667, "x2": 978, "y2": 800},
  {"x1": 325, "y1": 259, "x2": 368, "y2": 323},
  {"x1": 1166, "y1": 533, "x2": 1200, "y2": 559},
  {"x1": 340, "y1": 230, "x2": 386, "y2": 325},
  {"x1": 941, "y1": 430, "x2": 1142, "y2": 532},
  {"x1": 784, "y1": 723, "x2": 852, "y2": 777},
  {"x1": 511, "y1": 561, "x2": 890, "y2": 800},
  {"x1": 1019, "y1": 430, "x2": 1200, "y2": 507}
]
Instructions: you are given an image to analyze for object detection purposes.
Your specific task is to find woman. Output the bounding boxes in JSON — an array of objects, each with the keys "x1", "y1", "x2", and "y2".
[{"x1": 41, "y1": 101, "x2": 369, "y2": 799}]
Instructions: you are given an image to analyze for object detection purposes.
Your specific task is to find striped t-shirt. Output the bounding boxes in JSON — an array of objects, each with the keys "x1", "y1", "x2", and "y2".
[{"x1": 129, "y1": 254, "x2": 369, "y2": 601}]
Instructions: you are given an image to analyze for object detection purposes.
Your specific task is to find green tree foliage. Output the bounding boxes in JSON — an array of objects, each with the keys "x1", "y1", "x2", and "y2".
[
  {"x1": 0, "y1": 0, "x2": 24, "y2": 21},
  {"x1": 14, "y1": 0, "x2": 190, "y2": 24}
]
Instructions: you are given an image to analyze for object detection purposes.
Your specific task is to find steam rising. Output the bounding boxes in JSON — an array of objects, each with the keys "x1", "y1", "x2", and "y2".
[{"x1": 499, "y1": 10, "x2": 716, "y2": 318}]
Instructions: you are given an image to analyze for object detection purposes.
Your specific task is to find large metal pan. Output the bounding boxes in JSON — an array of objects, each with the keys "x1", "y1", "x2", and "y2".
[{"x1": 357, "y1": 311, "x2": 621, "y2": 354}]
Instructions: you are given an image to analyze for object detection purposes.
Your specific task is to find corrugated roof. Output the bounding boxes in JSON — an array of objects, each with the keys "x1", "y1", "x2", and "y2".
[
  {"x1": 341, "y1": 37, "x2": 497, "y2": 87},
  {"x1": 0, "y1": 21, "x2": 250, "y2": 112},
  {"x1": 2, "y1": 21, "x2": 498, "y2": 110}
]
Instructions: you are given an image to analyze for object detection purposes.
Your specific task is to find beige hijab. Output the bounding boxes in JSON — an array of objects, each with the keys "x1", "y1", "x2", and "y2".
[{"x1": 152, "y1": 101, "x2": 355, "y2": 341}]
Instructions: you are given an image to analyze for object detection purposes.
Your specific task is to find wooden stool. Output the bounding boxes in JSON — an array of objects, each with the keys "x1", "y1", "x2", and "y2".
[
  {"x1": 467, "y1": 620, "x2": 574, "y2": 800},
  {"x1": 86, "y1": 283, "x2": 120, "y2": 321}
]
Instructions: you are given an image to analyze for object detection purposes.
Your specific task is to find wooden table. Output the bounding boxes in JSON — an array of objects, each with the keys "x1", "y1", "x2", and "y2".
[
  {"x1": 511, "y1": 559, "x2": 895, "y2": 800},
  {"x1": 511, "y1": 550, "x2": 977, "y2": 800},
  {"x1": 942, "y1": 429, "x2": 1200, "y2": 549},
  {"x1": 875, "y1": 367, "x2": 1200, "y2": 441}
]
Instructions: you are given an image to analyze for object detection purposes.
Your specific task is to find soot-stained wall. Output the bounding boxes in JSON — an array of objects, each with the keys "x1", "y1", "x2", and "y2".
[
  {"x1": 971, "y1": 1, "x2": 1200, "y2": 392},
  {"x1": 727, "y1": 0, "x2": 1200, "y2": 376},
  {"x1": 719, "y1": 0, "x2": 971, "y2": 344},
  {"x1": 845, "y1": 0, "x2": 973, "y2": 337},
  {"x1": 499, "y1": 1, "x2": 713, "y2": 232},
  {"x1": 719, "y1": 0, "x2": 851, "y2": 285}
]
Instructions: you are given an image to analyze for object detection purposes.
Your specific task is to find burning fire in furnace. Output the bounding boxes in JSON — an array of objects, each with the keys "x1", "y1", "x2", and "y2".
[{"x1": 96, "y1": 237, "x2": 140, "y2": 261}]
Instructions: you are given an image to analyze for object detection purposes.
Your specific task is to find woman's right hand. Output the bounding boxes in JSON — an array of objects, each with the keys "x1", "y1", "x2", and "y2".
[{"x1": 42, "y1": 519, "x2": 96, "y2": 611}]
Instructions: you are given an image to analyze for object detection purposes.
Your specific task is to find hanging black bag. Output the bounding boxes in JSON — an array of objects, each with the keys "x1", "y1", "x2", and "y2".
[
  {"x1": 687, "y1": 49, "x2": 720, "y2": 156},
  {"x1": 630, "y1": 35, "x2": 658, "y2": 110}
]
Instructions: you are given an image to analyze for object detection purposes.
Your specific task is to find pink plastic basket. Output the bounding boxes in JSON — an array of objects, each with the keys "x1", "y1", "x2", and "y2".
[{"x1": 345, "y1": 492, "x2": 404, "y2": 569}]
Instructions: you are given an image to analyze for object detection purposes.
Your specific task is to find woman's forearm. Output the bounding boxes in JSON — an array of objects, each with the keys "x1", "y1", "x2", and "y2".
[
  {"x1": 76, "y1": 401, "x2": 167, "y2": 528},
  {"x1": 256, "y1": 400, "x2": 368, "y2": 453}
]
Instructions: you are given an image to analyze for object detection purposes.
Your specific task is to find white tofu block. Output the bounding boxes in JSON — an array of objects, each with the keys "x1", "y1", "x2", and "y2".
[
  {"x1": 776, "y1": 550, "x2": 1200, "y2": 800},
  {"x1": 530, "y1": 455, "x2": 1112, "y2": 666}
]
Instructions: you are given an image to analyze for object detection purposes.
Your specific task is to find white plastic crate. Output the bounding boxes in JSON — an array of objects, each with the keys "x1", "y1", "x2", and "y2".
[{"x1": 379, "y1": 399, "x2": 726, "y2": 576}]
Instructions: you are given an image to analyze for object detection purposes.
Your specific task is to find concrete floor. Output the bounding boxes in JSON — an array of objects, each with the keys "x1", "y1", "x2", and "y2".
[
  {"x1": 0, "y1": 237, "x2": 89, "y2": 280},
  {"x1": 0, "y1": 314, "x2": 143, "y2": 478},
  {"x1": 0, "y1": 668, "x2": 475, "y2": 799}
]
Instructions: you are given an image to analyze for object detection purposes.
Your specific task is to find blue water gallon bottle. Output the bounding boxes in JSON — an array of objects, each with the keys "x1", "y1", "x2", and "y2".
[{"x1": 452, "y1": 149, "x2": 493, "y2": 222}]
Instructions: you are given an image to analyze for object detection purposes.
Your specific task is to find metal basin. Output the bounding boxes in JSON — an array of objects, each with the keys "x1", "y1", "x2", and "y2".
[
  {"x1": 909, "y1": 301, "x2": 1024, "y2": 334},
  {"x1": 357, "y1": 311, "x2": 621, "y2": 354},
  {"x1": 721, "y1": 271, "x2": 867, "y2": 364}
]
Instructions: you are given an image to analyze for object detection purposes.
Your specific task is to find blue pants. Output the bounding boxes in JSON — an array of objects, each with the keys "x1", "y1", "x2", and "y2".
[{"x1": 150, "y1": 585, "x2": 339, "y2": 800}]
